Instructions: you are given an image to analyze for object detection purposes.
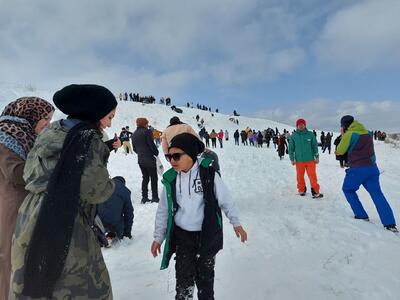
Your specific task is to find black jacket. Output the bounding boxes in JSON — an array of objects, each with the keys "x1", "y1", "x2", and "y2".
[
  {"x1": 97, "y1": 178, "x2": 134, "y2": 239},
  {"x1": 131, "y1": 127, "x2": 159, "y2": 167}
]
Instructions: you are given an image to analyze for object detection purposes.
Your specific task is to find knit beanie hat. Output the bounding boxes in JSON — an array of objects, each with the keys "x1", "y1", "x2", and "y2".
[
  {"x1": 296, "y1": 118, "x2": 306, "y2": 127},
  {"x1": 169, "y1": 133, "x2": 205, "y2": 162},
  {"x1": 136, "y1": 117, "x2": 149, "y2": 127},
  {"x1": 340, "y1": 115, "x2": 354, "y2": 130},
  {"x1": 113, "y1": 176, "x2": 126, "y2": 185},
  {"x1": 169, "y1": 116, "x2": 182, "y2": 126},
  {"x1": 53, "y1": 84, "x2": 117, "y2": 122}
]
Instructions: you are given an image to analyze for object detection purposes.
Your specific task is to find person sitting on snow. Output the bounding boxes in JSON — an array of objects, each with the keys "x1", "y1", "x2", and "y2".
[{"x1": 97, "y1": 176, "x2": 134, "y2": 239}]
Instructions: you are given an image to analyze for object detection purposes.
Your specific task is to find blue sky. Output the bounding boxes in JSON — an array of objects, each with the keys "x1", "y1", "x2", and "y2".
[{"x1": 0, "y1": 0, "x2": 399, "y2": 131}]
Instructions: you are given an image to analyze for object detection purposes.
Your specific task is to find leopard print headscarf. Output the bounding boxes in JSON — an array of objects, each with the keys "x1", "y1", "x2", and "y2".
[{"x1": 0, "y1": 97, "x2": 54, "y2": 159}]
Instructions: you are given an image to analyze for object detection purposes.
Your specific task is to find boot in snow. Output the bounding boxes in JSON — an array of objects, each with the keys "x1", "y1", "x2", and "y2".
[{"x1": 385, "y1": 225, "x2": 399, "y2": 233}]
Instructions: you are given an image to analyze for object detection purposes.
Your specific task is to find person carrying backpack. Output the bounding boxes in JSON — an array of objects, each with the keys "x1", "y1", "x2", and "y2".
[{"x1": 151, "y1": 133, "x2": 247, "y2": 300}]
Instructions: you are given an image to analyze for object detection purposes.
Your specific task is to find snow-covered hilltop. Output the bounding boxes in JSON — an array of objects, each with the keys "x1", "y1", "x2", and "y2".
[
  {"x1": 105, "y1": 101, "x2": 400, "y2": 300},
  {"x1": 1, "y1": 84, "x2": 400, "y2": 299}
]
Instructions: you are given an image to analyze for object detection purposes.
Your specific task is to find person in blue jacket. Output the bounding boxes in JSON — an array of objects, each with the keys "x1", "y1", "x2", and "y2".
[{"x1": 98, "y1": 176, "x2": 134, "y2": 239}]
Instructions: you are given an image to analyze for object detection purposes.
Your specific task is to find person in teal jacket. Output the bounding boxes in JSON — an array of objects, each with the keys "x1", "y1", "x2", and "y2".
[
  {"x1": 336, "y1": 115, "x2": 397, "y2": 232},
  {"x1": 288, "y1": 118, "x2": 323, "y2": 198}
]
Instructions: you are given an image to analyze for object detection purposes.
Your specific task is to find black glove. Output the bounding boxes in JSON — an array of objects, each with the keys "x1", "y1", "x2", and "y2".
[{"x1": 124, "y1": 233, "x2": 132, "y2": 239}]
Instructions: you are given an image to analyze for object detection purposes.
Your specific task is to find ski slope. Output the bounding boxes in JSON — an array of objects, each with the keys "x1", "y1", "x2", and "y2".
[{"x1": 1, "y1": 85, "x2": 400, "y2": 300}]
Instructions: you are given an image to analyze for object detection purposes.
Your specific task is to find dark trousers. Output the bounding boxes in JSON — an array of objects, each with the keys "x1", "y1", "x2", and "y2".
[
  {"x1": 211, "y1": 138, "x2": 217, "y2": 148},
  {"x1": 339, "y1": 158, "x2": 347, "y2": 168},
  {"x1": 175, "y1": 227, "x2": 215, "y2": 300},
  {"x1": 205, "y1": 139, "x2": 210, "y2": 147},
  {"x1": 323, "y1": 144, "x2": 331, "y2": 154},
  {"x1": 218, "y1": 138, "x2": 223, "y2": 148},
  {"x1": 139, "y1": 164, "x2": 158, "y2": 199},
  {"x1": 234, "y1": 138, "x2": 239, "y2": 145}
]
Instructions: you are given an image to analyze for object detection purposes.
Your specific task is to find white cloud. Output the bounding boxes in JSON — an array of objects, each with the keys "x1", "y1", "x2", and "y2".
[
  {"x1": 255, "y1": 99, "x2": 400, "y2": 133},
  {"x1": 315, "y1": 0, "x2": 400, "y2": 70},
  {"x1": 0, "y1": 0, "x2": 308, "y2": 92}
]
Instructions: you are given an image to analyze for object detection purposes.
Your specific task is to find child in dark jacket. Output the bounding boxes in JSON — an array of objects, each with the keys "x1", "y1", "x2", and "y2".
[
  {"x1": 97, "y1": 176, "x2": 134, "y2": 239},
  {"x1": 151, "y1": 133, "x2": 247, "y2": 300}
]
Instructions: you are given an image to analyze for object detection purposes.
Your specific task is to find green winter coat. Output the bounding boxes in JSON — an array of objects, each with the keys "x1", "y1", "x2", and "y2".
[
  {"x1": 288, "y1": 128, "x2": 319, "y2": 162},
  {"x1": 10, "y1": 121, "x2": 115, "y2": 300},
  {"x1": 336, "y1": 120, "x2": 369, "y2": 155}
]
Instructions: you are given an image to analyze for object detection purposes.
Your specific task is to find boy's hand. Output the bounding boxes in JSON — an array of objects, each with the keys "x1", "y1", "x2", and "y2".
[
  {"x1": 291, "y1": 161, "x2": 296, "y2": 166},
  {"x1": 234, "y1": 226, "x2": 248, "y2": 243},
  {"x1": 151, "y1": 241, "x2": 162, "y2": 257}
]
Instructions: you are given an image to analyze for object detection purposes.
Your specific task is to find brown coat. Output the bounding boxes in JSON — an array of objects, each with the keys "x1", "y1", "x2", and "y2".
[
  {"x1": 0, "y1": 144, "x2": 28, "y2": 300},
  {"x1": 161, "y1": 123, "x2": 200, "y2": 154},
  {"x1": 209, "y1": 132, "x2": 218, "y2": 139}
]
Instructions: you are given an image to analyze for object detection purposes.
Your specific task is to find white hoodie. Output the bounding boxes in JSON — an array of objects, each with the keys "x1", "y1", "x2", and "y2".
[{"x1": 154, "y1": 161, "x2": 241, "y2": 244}]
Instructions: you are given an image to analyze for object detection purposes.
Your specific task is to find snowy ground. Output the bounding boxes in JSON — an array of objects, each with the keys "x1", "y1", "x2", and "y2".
[
  {"x1": 1, "y1": 86, "x2": 400, "y2": 299},
  {"x1": 103, "y1": 101, "x2": 400, "y2": 300}
]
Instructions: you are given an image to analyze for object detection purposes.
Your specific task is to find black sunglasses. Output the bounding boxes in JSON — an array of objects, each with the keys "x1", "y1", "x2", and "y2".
[{"x1": 165, "y1": 152, "x2": 186, "y2": 162}]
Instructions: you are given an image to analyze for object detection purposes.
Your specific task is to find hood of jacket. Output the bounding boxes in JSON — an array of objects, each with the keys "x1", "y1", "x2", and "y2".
[
  {"x1": 347, "y1": 120, "x2": 369, "y2": 134},
  {"x1": 23, "y1": 121, "x2": 85, "y2": 194}
]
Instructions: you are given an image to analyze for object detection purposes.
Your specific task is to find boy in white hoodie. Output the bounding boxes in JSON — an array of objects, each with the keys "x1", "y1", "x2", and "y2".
[{"x1": 151, "y1": 133, "x2": 247, "y2": 300}]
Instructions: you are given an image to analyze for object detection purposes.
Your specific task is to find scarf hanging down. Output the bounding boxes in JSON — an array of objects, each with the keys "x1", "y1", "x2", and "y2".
[{"x1": 23, "y1": 121, "x2": 99, "y2": 298}]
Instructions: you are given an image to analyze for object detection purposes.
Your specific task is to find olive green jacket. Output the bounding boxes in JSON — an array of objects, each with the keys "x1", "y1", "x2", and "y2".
[{"x1": 10, "y1": 121, "x2": 115, "y2": 300}]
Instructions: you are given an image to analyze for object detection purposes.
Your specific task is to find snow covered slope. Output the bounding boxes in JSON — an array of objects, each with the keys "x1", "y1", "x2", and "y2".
[
  {"x1": 103, "y1": 101, "x2": 400, "y2": 300},
  {"x1": 1, "y1": 84, "x2": 400, "y2": 300}
]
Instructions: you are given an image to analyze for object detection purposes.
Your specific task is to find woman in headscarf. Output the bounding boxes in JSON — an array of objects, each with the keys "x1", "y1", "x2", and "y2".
[
  {"x1": 10, "y1": 84, "x2": 118, "y2": 300},
  {"x1": 0, "y1": 97, "x2": 54, "y2": 300}
]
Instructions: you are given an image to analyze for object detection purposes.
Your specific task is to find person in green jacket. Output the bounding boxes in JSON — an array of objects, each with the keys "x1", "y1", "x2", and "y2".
[{"x1": 288, "y1": 118, "x2": 323, "y2": 198}]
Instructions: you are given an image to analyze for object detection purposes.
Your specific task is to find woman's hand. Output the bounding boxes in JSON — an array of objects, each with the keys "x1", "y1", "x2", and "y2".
[
  {"x1": 113, "y1": 138, "x2": 122, "y2": 149},
  {"x1": 234, "y1": 226, "x2": 248, "y2": 243},
  {"x1": 151, "y1": 241, "x2": 162, "y2": 257}
]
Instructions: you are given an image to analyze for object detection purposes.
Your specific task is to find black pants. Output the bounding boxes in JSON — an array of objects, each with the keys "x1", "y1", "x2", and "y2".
[
  {"x1": 234, "y1": 138, "x2": 239, "y2": 145},
  {"x1": 205, "y1": 139, "x2": 210, "y2": 147},
  {"x1": 139, "y1": 164, "x2": 158, "y2": 199},
  {"x1": 323, "y1": 144, "x2": 331, "y2": 154},
  {"x1": 339, "y1": 158, "x2": 348, "y2": 168},
  {"x1": 175, "y1": 227, "x2": 215, "y2": 300},
  {"x1": 218, "y1": 139, "x2": 223, "y2": 148},
  {"x1": 211, "y1": 138, "x2": 217, "y2": 148}
]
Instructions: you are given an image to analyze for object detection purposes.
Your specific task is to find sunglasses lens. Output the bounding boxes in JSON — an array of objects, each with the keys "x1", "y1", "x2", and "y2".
[
  {"x1": 165, "y1": 153, "x2": 183, "y2": 161},
  {"x1": 172, "y1": 153, "x2": 181, "y2": 161}
]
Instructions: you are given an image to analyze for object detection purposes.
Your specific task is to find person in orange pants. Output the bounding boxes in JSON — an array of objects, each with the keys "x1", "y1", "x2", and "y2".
[
  {"x1": 295, "y1": 161, "x2": 320, "y2": 195},
  {"x1": 288, "y1": 118, "x2": 323, "y2": 198}
]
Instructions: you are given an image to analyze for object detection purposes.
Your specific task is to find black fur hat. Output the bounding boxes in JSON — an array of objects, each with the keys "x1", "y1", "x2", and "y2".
[{"x1": 53, "y1": 84, "x2": 117, "y2": 122}]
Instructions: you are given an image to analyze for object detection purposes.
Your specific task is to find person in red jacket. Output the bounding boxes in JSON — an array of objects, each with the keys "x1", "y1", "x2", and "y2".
[{"x1": 217, "y1": 129, "x2": 224, "y2": 148}]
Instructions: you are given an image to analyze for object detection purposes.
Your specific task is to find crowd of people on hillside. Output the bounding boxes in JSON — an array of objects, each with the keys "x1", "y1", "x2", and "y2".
[
  {"x1": 118, "y1": 92, "x2": 172, "y2": 106},
  {"x1": 0, "y1": 84, "x2": 396, "y2": 300},
  {"x1": 374, "y1": 130, "x2": 387, "y2": 141}
]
